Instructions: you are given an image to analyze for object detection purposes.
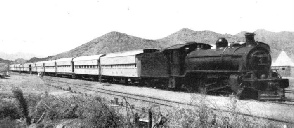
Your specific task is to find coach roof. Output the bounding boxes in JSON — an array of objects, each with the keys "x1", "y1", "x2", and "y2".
[
  {"x1": 55, "y1": 57, "x2": 74, "y2": 62},
  {"x1": 73, "y1": 54, "x2": 103, "y2": 61},
  {"x1": 102, "y1": 49, "x2": 145, "y2": 58}
]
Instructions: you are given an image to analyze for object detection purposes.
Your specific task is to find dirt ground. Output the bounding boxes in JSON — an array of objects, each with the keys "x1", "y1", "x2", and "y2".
[
  {"x1": 41, "y1": 73, "x2": 294, "y2": 124},
  {"x1": 0, "y1": 73, "x2": 89, "y2": 128},
  {"x1": 1, "y1": 73, "x2": 294, "y2": 127},
  {"x1": 0, "y1": 72, "x2": 69, "y2": 96}
]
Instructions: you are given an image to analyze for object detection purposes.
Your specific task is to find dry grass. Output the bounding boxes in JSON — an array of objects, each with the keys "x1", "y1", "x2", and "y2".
[
  {"x1": 165, "y1": 94, "x2": 291, "y2": 128},
  {"x1": 1, "y1": 88, "x2": 125, "y2": 128},
  {"x1": 1, "y1": 86, "x2": 293, "y2": 128}
]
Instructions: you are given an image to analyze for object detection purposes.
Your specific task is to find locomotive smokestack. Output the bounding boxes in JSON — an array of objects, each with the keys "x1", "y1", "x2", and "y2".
[{"x1": 245, "y1": 33, "x2": 257, "y2": 46}]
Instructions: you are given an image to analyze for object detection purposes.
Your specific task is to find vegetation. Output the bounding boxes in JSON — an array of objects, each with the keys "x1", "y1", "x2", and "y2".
[
  {"x1": 0, "y1": 88, "x2": 292, "y2": 128},
  {"x1": 167, "y1": 94, "x2": 290, "y2": 128},
  {"x1": 1, "y1": 89, "x2": 124, "y2": 128}
]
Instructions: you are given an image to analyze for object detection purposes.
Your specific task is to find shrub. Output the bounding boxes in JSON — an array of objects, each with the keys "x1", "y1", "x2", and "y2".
[
  {"x1": 0, "y1": 118, "x2": 17, "y2": 128},
  {"x1": 0, "y1": 100, "x2": 21, "y2": 119},
  {"x1": 12, "y1": 88, "x2": 31, "y2": 125},
  {"x1": 167, "y1": 94, "x2": 286, "y2": 128},
  {"x1": 26, "y1": 95, "x2": 124, "y2": 127}
]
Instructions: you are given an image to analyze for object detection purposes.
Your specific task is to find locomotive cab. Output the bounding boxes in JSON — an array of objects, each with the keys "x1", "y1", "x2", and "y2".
[{"x1": 163, "y1": 42, "x2": 212, "y2": 76}]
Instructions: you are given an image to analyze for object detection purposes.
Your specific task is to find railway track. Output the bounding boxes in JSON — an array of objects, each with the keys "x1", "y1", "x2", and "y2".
[
  {"x1": 40, "y1": 76, "x2": 294, "y2": 125},
  {"x1": 45, "y1": 76, "x2": 294, "y2": 106}
]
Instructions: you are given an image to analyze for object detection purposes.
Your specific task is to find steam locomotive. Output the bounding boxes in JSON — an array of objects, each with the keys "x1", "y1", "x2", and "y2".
[
  {"x1": 137, "y1": 33, "x2": 289, "y2": 100},
  {"x1": 10, "y1": 33, "x2": 289, "y2": 100}
]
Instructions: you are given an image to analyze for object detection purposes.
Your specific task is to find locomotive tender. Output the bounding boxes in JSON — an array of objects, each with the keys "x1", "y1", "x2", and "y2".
[{"x1": 10, "y1": 33, "x2": 289, "y2": 100}]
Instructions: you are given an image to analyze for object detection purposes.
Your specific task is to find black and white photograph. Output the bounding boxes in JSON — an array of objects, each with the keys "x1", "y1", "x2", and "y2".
[{"x1": 0, "y1": 0, "x2": 294, "y2": 127}]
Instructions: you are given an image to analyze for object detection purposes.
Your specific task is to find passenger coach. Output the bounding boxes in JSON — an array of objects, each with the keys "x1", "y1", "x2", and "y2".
[
  {"x1": 56, "y1": 58, "x2": 74, "y2": 77},
  {"x1": 73, "y1": 54, "x2": 103, "y2": 80},
  {"x1": 100, "y1": 49, "x2": 158, "y2": 83},
  {"x1": 44, "y1": 60, "x2": 56, "y2": 76}
]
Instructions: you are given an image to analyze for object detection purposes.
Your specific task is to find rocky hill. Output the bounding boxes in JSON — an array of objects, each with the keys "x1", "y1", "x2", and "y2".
[
  {"x1": 14, "y1": 58, "x2": 27, "y2": 64},
  {"x1": 26, "y1": 56, "x2": 53, "y2": 63},
  {"x1": 157, "y1": 28, "x2": 294, "y2": 61},
  {"x1": 39, "y1": 28, "x2": 294, "y2": 62},
  {"x1": 157, "y1": 28, "x2": 240, "y2": 47},
  {"x1": 51, "y1": 32, "x2": 162, "y2": 60},
  {"x1": 251, "y1": 29, "x2": 294, "y2": 60},
  {"x1": 0, "y1": 58, "x2": 13, "y2": 64},
  {"x1": 0, "y1": 52, "x2": 40, "y2": 61}
]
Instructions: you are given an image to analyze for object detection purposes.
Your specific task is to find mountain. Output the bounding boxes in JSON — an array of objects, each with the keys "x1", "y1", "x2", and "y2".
[
  {"x1": 0, "y1": 52, "x2": 42, "y2": 61},
  {"x1": 157, "y1": 28, "x2": 294, "y2": 61},
  {"x1": 157, "y1": 28, "x2": 240, "y2": 47},
  {"x1": 0, "y1": 58, "x2": 13, "y2": 64},
  {"x1": 26, "y1": 56, "x2": 53, "y2": 63},
  {"x1": 31, "y1": 28, "x2": 294, "y2": 62},
  {"x1": 51, "y1": 31, "x2": 163, "y2": 60},
  {"x1": 252, "y1": 29, "x2": 294, "y2": 60},
  {"x1": 14, "y1": 58, "x2": 27, "y2": 64}
]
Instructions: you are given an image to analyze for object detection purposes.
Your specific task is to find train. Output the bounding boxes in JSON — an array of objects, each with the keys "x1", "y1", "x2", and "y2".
[{"x1": 10, "y1": 33, "x2": 289, "y2": 100}]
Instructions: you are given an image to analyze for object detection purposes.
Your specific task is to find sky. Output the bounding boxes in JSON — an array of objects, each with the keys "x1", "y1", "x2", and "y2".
[{"x1": 0, "y1": 0, "x2": 293, "y2": 58}]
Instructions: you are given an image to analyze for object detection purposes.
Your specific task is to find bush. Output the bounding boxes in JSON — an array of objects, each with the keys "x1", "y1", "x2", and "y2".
[
  {"x1": 1, "y1": 88, "x2": 125, "y2": 127},
  {"x1": 26, "y1": 95, "x2": 124, "y2": 127},
  {"x1": 82, "y1": 97, "x2": 123, "y2": 128},
  {"x1": 12, "y1": 87, "x2": 31, "y2": 125},
  {"x1": 0, "y1": 118, "x2": 17, "y2": 128},
  {"x1": 167, "y1": 94, "x2": 285, "y2": 128},
  {"x1": 0, "y1": 100, "x2": 21, "y2": 120}
]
